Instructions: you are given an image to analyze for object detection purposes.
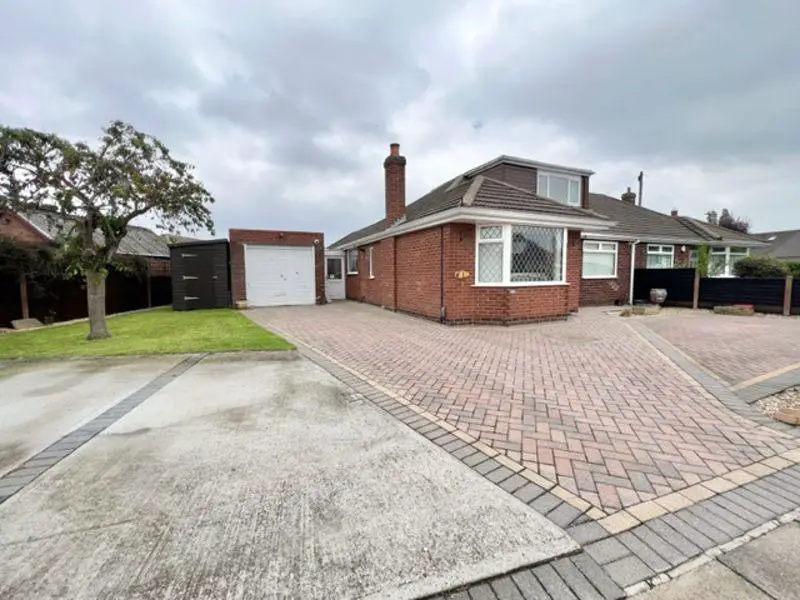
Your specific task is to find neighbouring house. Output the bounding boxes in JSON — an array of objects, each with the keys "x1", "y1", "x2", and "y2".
[
  {"x1": 0, "y1": 208, "x2": 172, "y2": 325},
  {"x1": 752, "y1": 229, "x2": 800, "y2": 261},
  {"x1": 580, "y1": 193, "x2": 767, "y2": 305},
  {"x1": 329, "y1": 145, "x2": 613, "y2": 324}
]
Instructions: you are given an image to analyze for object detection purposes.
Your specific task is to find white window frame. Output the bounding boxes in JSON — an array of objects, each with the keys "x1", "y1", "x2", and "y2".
[
  {"x1": 646, "y1": 244, "x2": 675, "y2": 269},
  {"x1": 582, "y1": 241, "x2": 618, "y2": 279},
  {"x1": 346, "y1": 249, "x2": 358, "y2": 275},
  {"x1": 368, "y1": 246, "x2": 375, "y2": 279},
  {"x1": 710, "y1": 246, "x2": 750, "y2": 278},
  {"x1": 474, "y1": 224, "x2": 568, "y2": 286},
  {"x1": 536, "y1": 170, "x2": 582, "y2": 207}
]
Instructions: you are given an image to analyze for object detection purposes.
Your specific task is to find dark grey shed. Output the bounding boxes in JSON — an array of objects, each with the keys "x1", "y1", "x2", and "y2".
[{"x1": 169, "y1": 239, "x2": 231, "y2": 310}]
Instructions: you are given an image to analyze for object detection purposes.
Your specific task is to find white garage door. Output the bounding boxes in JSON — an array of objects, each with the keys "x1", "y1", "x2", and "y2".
[{"x1": 245, "y1": 245, "x2": 316, "y2": 307}]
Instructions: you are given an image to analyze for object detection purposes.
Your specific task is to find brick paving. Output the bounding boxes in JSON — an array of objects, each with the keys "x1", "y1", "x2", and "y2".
[
  {"x1": 248, "y1": 303, "x2": 799, "y2": 513},
  {"x1": 641, "y1": 310, "x2": 800, "y2": 386}
]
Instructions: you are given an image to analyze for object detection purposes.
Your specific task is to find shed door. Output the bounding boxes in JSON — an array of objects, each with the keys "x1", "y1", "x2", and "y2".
[{"x1": 245, "y1": 245, "x2": 315, "y2": 307}]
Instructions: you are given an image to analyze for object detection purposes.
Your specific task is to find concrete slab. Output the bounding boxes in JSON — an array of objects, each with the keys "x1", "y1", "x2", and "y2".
[
  {"x1": 720, "y1": 523, "x2": 800, "y2": 600},
  {"x1": 0, "y1": 357, "x2": 182, "y2": 475},
  {"x1": 640, "y1": 561, "x2": 771, "y2": 600},
  {"x1": 0, "y1": 357, "x2": 576, "y2": 600}
]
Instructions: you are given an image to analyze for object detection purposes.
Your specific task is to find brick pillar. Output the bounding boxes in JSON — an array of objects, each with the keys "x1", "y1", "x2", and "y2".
[{"x1": 384, "y1": 143, "x2": 406, "y2": 226}]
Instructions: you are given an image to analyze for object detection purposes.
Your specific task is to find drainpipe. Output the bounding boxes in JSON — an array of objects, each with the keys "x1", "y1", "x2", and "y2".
[
  {"x1": 629, "y1": 239, "x2": 640, "y2": 305},
  {"x1": 439, "y1": 225, "x2": 446, "y2": 322}
]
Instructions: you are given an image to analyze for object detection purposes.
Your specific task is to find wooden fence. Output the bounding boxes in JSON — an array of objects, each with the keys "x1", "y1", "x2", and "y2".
[{"x1": 633, "y1": 268, "x2": 797, "y2": 315}]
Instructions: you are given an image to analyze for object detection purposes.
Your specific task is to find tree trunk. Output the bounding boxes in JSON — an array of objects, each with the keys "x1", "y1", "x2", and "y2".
[
  {"x1": 19, "y1": 275, "x2": 30, "y2": 319},
  {"x1": 85, "y1": 269, "x2": 111, "y2": 340}
]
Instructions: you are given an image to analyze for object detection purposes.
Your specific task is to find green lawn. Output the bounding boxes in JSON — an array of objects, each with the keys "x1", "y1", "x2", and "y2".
[{"x1": 0, "y1": 308, "x2": 293, "y2": 359}]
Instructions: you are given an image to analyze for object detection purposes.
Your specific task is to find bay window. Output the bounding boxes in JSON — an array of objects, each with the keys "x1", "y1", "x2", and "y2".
[
  {"x1": 582, "y1": 241, "x2": 618, "y2": 278},
  {"x1": 646, "y1": 245, "x2": 674, "y2": 269},
  {"x1": 476, "y1": 225, "x2": 566, "y2": 285},
  {"x1": 537, "y1": 171, "x2": 581, "y2": 206},
  {"x1": 346, "y1": 249, "x2": 358, "y2": 274}
]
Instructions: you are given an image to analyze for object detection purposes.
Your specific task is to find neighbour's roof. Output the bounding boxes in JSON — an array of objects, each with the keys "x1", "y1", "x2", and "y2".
[
  {"x1": 585, "y1": 193, "x2": 766, "y2": 246},
  {"x1": 331, "y1": 175, "x2": 606, "y2": 248},
  {"x1": 752, "y1": 229, "x2": 800, "y2": 260},
  {"x1": 21, "y1": 210, "x2": 170, "y2": 257}
]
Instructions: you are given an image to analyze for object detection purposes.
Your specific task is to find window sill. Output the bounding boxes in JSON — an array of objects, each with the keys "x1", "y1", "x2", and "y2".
[
  {"x1": 346, "y1": 272, "x2": 359, "y2": 276},
  {"x1": 582, "y1": 275, "x2": 618, "y2": 280},
  {"x1": 472, "y1": 282, "x2": 569, "y2": 288}
]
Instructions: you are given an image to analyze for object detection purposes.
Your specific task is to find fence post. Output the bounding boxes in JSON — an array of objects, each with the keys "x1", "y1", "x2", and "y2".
[
  {"x1": 784, "y1": 275, "x2": 793, "y2": 316},
  {"x1": 19, "y1": 275, "x2": 30, "y2": 319},
  {"x1": 693, "y1": 270, "x2": 700, "y2": 309}
]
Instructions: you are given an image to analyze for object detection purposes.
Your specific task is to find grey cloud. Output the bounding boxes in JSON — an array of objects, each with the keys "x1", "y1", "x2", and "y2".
[{"x1": 452, "y1": 0, "x2": 800, "y2": 165}]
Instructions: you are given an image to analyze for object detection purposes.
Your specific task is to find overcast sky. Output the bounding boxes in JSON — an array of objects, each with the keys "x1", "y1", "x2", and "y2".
[{"x1": 1, "y1": 0, "x2": 797, "y2": 241}]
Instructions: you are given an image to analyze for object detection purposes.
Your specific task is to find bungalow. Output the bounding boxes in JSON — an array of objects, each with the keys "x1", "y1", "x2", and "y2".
[
  {"x1": 329, "y1": 144, "x2": 613, "y2": 324},
  {"x1": 330, "y1": 145, "x2": 767, "y2": 321},
  {"x1": 581, "y1": 192, "x2": 767, "y2": 306}
]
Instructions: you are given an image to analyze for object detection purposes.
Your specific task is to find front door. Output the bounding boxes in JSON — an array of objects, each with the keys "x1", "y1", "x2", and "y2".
[{"x1": 325, "y1": 256, "x2": 345, "y2": 300}]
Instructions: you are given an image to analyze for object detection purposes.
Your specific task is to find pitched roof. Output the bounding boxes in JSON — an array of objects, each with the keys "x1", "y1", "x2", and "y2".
[
  {"x1": 585, "y1": 193, "x2": 766, "y2": 246},
  {"x1": 21, "y1": 210, "x2": 170, "y2": 257},
  {"x1": 752, "y1": 229, "x2": 800, "y2": 260},
  {"x1": 331, "y1": 175, "x2": 605, "y2": 248}
]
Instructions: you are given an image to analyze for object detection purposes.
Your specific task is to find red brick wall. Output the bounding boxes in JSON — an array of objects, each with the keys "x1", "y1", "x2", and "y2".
[
  {"x1": 228, "y1": 229, "x2": 325, "y2": 304},
  {"x1": 580, "y1": 241, "x2": 631, "y2": 306},
  {"x1": 352, "y1": 238, "x2": 397, "y2": 309},
  {"x1": 396, "y1": 228, "x2": 442, "y2": 318},
  {"x1": 0, "y1": 211, "x2": 49, "y2": 245}
]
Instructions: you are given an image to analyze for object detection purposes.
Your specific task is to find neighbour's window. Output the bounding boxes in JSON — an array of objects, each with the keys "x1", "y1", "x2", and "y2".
[
  {"x1": 346, "y1": 250, "x2": 358, "y2": 274},
  {"x1": 710, "y1": 246, "x2": 749, "y2": 277},
  {"x1": 537, "y1": 171, "x2": 581, "y2": 206},
  {"x1": 368, "y1": 246, "x2": 374, "y2": 278},
  {"x1": 646, "y1": 245, "x2": 674, "y2": 269},
  {"x1": 476, "y1": 225, "x2": 565, "y2": 285},
  {"x1": 582, "y1": 241, "x2": 618, "y2": 278}
]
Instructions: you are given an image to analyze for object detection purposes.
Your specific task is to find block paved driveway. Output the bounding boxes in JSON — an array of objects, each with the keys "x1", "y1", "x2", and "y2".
[
  {"x1": 248, "y1": 303, "x2": 799, "y2": 514},
  {"x1": 640, "y1": 310, "x2": 800, "y2": 386}
]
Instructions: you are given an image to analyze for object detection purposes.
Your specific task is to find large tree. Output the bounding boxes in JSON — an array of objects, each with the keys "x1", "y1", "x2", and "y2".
[
  {"x1": 707, "y1": 208, "x2": 750, "y2": 234},
  {"x1": 0, "y1": 121, "x2": 215, "y2": 339}
]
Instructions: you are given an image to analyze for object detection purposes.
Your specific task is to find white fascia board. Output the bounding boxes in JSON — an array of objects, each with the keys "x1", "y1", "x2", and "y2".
[
  {"x1": 333, "y1": 207, "x2": 614, "y2": 250},
  {"x1": 580, "y1": 230, "x2": 767, "y2": 248}
]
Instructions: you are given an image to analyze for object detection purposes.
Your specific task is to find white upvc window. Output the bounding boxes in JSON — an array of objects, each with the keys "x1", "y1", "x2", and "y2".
[
  {"x1": 709, "y1": 246, "x2": 749, "y2": 277},
  {"x1": 475, "y1": 224, "x2": 567, "y2": 286},
  {"x1": 646, "y1": 244, "x2": 674, "y2": 269},
  {"x1": 537, "y1": 171, "x2": 582, "y2": 206},
  {"x1": 368, "y1": 246, "x2": 375, "y2": 278},
  {"x1": 346, "y1": 249, "x2": 358, "y2": 274},
  {"x1": 582, "y1": 241, "x2": 618, "y2": 278}
]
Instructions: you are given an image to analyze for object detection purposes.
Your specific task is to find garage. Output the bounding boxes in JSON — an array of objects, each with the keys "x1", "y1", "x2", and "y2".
[
  {"x1": 229, "y1": 229, "x2": 325, "y2": 307},
  {"x1": 244, "y1": 245, "x2": 316, "y2": 307}
]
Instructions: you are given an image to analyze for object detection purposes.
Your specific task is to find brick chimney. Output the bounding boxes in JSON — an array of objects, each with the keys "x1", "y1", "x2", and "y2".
[
  {"x1": 620, "y1": 187, "x2": 637, "y2": 204},
  {"x1": 384, "y1": 143, "x2": 406, "y2": 225},
  {"x1": 670, "y1": 209, "x2": 679, "y2": 217}
]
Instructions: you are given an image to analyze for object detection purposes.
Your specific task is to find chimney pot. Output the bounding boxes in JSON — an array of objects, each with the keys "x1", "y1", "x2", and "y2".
[
  {"x1": 620, "y1": 187, "x2": 637, "y2": 204},
  {"x1": 389, "y1": 142, "x2": 400, "y2": 156},
  {"x1": 670, "y1": 209, "x2": 679, "y2": 217}
]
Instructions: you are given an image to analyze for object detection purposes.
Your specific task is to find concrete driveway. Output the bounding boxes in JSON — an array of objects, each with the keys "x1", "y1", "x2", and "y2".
[
  {"x1": 248, "y1": 303, "x2": 800, "y2": 514},
  {"x1": 0, "y1": 354, "x2": 575, "y2": 600},
  {"x1": 0, "y1": 357, "x2": 183, "y2": 476}
]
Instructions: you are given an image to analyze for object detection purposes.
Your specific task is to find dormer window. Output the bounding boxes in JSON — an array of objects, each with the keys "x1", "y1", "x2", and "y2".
[{"x1": 537, "y1": 171, "x2": 581, "y2": 206}]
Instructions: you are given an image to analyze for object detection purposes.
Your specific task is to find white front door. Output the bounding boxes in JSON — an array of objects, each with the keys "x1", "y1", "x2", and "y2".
[
  {"x1": 325, "y1": 256, "x2": 345, "y2": 300},
  {"x1": 245, "y1": 245, "x2": 316, "y2": 306}
]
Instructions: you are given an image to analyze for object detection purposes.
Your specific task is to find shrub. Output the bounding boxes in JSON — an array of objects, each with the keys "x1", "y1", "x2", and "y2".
[
  {"x1": 733, "y1": 255, "x2": 790, "y2": 278},
  {"x1": 786, "y1": 261, "x2": 800, "y2": 279}
]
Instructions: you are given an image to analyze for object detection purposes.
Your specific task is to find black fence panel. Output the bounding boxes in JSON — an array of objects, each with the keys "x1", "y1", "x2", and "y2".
[
  {"x1": 633, "y1": 268, "x2": 695, "y2": 305},
  {"x1": 150, "y1": 276, "x2": 172, "y2": 307},
  {"x1": 792, "y1": 278, "x2": 800, "y2": 316},
  {"x1": 699, "y1": 277, "x2": 785, "y2": 313}
]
